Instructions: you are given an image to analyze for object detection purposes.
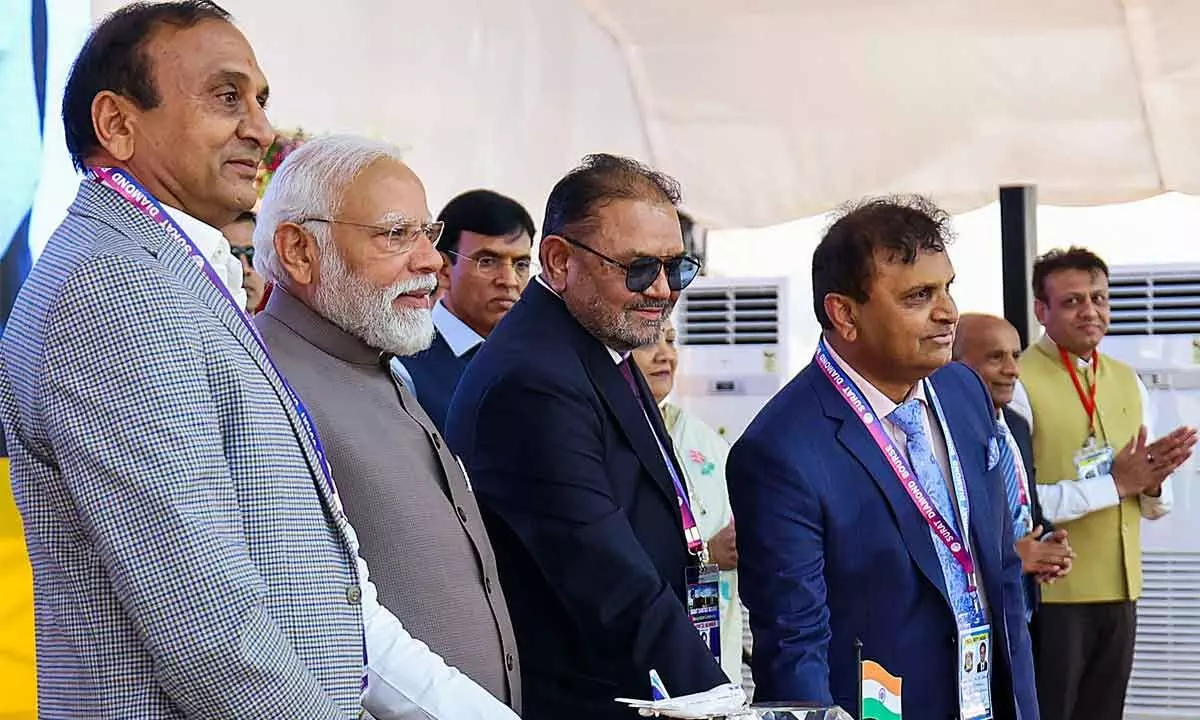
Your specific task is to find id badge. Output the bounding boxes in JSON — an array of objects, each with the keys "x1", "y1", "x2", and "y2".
[
  {"x1": 685, "y1": 563, "x2": 721, "y2": 664},
  {"x1": 958, "y1": 623, "x2": 993, "y2": 720},
  {"x1": 1073, "y1": 442, "x2": 1114, "y2": 482}
]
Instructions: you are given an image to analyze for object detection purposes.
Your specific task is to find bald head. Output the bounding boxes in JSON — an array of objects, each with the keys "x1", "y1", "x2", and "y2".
[{"x1": 953, "y1": 313, "x2": 1022, "y2": 411}]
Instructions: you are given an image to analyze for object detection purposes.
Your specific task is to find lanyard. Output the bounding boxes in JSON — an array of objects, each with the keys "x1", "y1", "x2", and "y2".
[
  {"x1": 92, "y1": 167, "x2": 367, "y2": 687},
  {"x1": 90, "y1": 167, "x2": 339, "y2": 500},
  {"x1": 815, "y1": 340, "x2": 976, "y2": 589},
  {"x1": 1005, "y1": 430, "x2": 1031, "y2": 508},
  {"x1": 1058, "y1": 344, "x2": 1100, "y2": 436},
  {"x1": 619, "y1": 361, "x2": 705, "y2": 557}
]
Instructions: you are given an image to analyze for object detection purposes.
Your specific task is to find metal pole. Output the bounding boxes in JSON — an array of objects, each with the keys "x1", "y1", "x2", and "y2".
[{"x1": 999, "y1": 185, "x2": 1038, "y2": 348}]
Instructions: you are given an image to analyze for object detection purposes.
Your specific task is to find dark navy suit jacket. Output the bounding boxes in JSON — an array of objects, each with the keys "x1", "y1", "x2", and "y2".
[
  {"x1": 728, "y1": 358, "x2": 1039, "y2": 720},
  {"x1": 1003, "y1": 406, "x2": 1053, "y2": 617},
  {"x1": 445, "y1": 282, "x2": 726, "y2": 720},
  {"x1": 398, "y1": 332, "x2": 471, "y2": 434}
]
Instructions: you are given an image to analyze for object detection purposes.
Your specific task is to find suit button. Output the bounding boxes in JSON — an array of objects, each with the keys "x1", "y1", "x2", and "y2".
[
  {"x1": 347, "y1": 585, "x2": 362, "y2": 605},
  {"x1": 456, "y1": 506, "x2": 468, "y2": 523},
  {"x1": 432, "y1": 433, "x2": 443, "y2": 449},
  {"x1": 485, "y1": 577, "x2": 494, "y2": 594},
  {"x1": 506, "y1": 653, "x2": 515, "y2": 671}
]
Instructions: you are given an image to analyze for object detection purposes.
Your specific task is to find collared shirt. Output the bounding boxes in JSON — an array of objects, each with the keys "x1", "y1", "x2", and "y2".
[
  {"x1": 824, "y1": 343, "x2": 952, "y2": 485},
  {"x1": 535, "y1": 275, "x2": 624, "y2": 364},
  {"x1": 391, "y1": 300, "x2": 485, "y2": 395},
  {"x1": 824, "y1": 342, "x2": 990, "y2": 622},
  {"x1": 162, "y1": 205, "x2": 247, "y2": 311},
  {"x1": 1007, "y1": 335, "x2": 1172, "y2": 523},
  {"x1": 434, "y1": 300, "x2": 484, "y2": 358}
]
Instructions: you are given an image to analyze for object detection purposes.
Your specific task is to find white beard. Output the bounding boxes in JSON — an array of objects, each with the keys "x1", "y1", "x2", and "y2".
[{"x1": 312, "y1": 249, "x2": 436, "y2": 357}]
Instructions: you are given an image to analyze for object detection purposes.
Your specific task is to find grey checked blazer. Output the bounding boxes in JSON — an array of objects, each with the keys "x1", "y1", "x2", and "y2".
[{"x1": 0, "y1": 181, "x2": 368, "y2": 718}]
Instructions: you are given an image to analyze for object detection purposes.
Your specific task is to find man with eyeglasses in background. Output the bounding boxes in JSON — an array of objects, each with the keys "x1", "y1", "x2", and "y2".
[
  {"x1": 395, "y1": 189, "x2": 534, "y2": 432},
  {"x1": 446, "y1": 154, "x2": 727, "y2": 719}
]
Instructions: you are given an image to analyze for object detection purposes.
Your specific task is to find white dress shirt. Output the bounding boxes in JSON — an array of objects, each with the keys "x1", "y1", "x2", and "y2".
[
  {"x1": 1007, "y1": 345, "x2": 1172, "y2": 525},
  {"x1": 349, "y1": 520, "x2": 519, "y2": 719},
  {"x1": 162, "y1": 205, "x2": 247, "y2": 311},
  {"x1": 390, "y1": 300, "x2": 485, "y2": 395}
]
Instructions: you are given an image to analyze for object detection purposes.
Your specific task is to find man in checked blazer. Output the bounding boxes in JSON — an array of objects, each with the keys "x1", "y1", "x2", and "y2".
[{"x1": 0, "y1": 3, "x2": 518, "y2": 718}]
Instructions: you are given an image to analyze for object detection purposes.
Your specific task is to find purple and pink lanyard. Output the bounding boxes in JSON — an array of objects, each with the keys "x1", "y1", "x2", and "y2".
[
  {"x1": 91, "y1": 167, "x2": 367, "y2": 683},
  {"x1": 816, "y1": 340, "x2": 984, "y2": 619}
]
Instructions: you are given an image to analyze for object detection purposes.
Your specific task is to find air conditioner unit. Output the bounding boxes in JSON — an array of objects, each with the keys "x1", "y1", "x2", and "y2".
[
  {"x1": 671, "y1": 276, "x2": 817, "y2": 442},
  {"x1": 1099, "y1": 264, "x2": 1200, "y2": 719}
]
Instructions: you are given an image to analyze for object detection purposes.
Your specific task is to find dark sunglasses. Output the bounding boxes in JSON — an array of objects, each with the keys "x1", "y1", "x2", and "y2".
[
  {"x1": 558, "y1": 235, "x2": 701, "y2": 293},
  {"x1": 229, "y1": 245, "x2": 255, "y2": 262}
]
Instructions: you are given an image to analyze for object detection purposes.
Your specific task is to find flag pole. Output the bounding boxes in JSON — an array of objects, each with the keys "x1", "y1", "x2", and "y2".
[{"x1": 855, "y1": 637, "x2": 864, "y2": 719}]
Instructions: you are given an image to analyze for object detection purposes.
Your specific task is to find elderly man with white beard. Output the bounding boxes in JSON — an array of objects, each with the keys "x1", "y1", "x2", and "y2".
[{"x1": 253, "y1": 134, "x2": 523, "y2": 717}]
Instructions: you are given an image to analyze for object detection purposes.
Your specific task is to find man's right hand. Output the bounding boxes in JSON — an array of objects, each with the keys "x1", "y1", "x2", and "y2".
[
  {"x1": 1015, "y1": 525, "x2": 1073, "y2": 577},
  {"x1": 1112, "y1": 426, "x2": 1158, "y2": 498}
]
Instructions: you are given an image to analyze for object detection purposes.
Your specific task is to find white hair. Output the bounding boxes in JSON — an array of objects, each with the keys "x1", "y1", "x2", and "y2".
[
  {"x1": 254, "y1": 134, "x2": 436, "y2": 356},
  {"x1": 253, "y1": 134, "x2": 408, "y2": 283}
]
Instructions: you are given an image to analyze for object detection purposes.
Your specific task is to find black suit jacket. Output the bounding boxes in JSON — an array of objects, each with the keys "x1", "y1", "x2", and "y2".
[
  {"x1": 1002, "y1": 407, "x2": 1053, "y2": 535},
  {"x1": 445, "y1": 282, "x2": 726, "y2": 720},
  {"x1": 1003, "y1": 406, "x2": 1054, "y2": 615}
]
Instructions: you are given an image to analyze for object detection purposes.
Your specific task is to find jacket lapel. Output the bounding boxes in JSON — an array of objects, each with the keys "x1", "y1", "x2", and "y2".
[
  {"x1": 525, "y1": 283, "x2": 682, "y2": 516},
  {"x1": 812, "y1": 365, "x2": 952, "y2": 607},
  {"x1": 75, "y1": 182, "x2": 349, "y2": 534},
  {"x1": 581, "y1": 339, "x2": 682, "y2": 516},
  {"x1": 942, "y1": 392, "x2": 1004, "y2": 614}
]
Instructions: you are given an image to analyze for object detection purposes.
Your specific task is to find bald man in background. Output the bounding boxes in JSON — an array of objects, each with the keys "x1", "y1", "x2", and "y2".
[{"x1": 953, "y1": 314, "x2": 1073, "y2": 627}]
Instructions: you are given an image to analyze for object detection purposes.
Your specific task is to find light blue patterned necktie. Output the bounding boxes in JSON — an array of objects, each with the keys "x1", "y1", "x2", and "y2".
[
  {"x1": 994, "y1": 420, "x2": 1032, "y2": 541},
  {"x1": 994, "y1": 419, "x2": 1037, "y2": 622},
  {"x1": 888, "y1": 398, "x2": 979, "y2": 626}
]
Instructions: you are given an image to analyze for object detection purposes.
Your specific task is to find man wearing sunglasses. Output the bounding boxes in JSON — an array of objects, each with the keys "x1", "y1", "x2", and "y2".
[
  {"x1": 221, "y1": 210, "x2": 267, "y2": 313},
  {"x1": 446, "y1": 154, "x2": 722, "y2": 720},
  {"x1": 395, "y1": 189, "x2": 535, "y2": 433}
]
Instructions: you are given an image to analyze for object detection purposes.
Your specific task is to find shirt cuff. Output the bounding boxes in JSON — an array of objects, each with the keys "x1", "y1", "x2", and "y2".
[{"x1": 1039, "y1": 474, "x2": 1121, "y2": 524}]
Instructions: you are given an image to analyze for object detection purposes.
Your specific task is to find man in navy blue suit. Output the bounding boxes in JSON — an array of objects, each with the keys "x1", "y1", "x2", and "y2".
[
  {"x1": 446, "y1": 154, "x2": 727, "y2": 719},
  {"x1": 728, "y1": 196, "x2": 1038, "y2": 720},
  {"x1": 396, "y1": 190, "x2": 535, "y2": 432}
]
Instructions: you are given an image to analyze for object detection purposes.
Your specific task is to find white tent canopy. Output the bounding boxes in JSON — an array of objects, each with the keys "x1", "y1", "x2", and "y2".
[
  {"x1": 584, "y1": 0, "x2": 1200, "y2": 227},
  {"x1": 77, "y1": 0, "x2": 1200, "y2": 232}
]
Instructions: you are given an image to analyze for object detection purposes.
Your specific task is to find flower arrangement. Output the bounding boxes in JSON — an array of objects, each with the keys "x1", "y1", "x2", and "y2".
[{"x1": 256, "y1": 128, "x2": 309, "y2": 197}]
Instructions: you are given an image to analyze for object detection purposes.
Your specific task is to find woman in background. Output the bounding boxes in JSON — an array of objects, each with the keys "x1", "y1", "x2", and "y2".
[{"x1": 632, "y1": 317, "x2": 744, "y2": 686}]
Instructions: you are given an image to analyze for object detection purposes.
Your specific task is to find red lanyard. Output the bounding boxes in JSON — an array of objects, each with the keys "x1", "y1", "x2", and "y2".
[{"x1": 1058, "y1": 345, "x2": 1099, "y2": 434}]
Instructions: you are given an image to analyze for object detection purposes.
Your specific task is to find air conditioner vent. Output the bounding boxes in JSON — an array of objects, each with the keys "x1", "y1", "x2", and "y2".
[
  {"x1": 1109, "y1": 270, "x2": 1200, "y2": 336},
  {"x1": 679, "y1": 285, "x2": 780, "y2": 346},
  {"x1": 1126, "y1": 551, "x2": 1200, "y2": 716}
]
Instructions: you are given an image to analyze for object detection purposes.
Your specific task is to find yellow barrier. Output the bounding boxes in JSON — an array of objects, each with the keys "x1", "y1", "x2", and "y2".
[{"x1": 0, "y1": 458, "x2": 36, "y2": 717}]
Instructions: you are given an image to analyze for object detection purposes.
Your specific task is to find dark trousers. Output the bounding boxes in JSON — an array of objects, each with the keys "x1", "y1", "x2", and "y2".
[{"x1": 1034, "y1": 601, "x2": 1136, "y2": 720}]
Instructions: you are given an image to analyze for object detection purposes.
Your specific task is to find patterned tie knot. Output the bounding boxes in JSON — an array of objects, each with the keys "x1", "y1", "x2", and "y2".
[{"x1": 888, "y1": 398, "x2": 925, "y2": 437}]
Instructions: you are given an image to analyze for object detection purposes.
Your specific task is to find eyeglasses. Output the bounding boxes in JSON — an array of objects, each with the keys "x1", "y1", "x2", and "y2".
[
  {"x1": 229, "y1": 246, "x2": 255, "y2": 262},
  {"x1": 558, "y1": 235, "x2": 702, "y2": 293},
  {"x1": 445, "y1": 250, "x2": 533, "y2": 279},
  {"x1": 299, "y1": 217, "x2": 444, "y2": 254}
]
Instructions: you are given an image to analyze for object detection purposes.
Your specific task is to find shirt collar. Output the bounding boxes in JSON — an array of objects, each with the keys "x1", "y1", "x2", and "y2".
[
  {"x1": 162, "y1": 204, "x2": 224, "y2": 260},
  {"x1": 1036, "y1": 331, "x2": 1094, "y2": 370},
  {"x1": 432, "y1": 300, "x2": 484, "y2": 357},
  {"x1": 534, "y1": 275, "x2": 625, "y2": 364},
  {"x1": 823, "y1": 339, "x2": 926, "y2": 418}
]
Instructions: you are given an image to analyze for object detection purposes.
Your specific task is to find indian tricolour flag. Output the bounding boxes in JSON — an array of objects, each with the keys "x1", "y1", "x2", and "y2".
[{"x1": 861, "y1": 659, "x2": 902, "y2": 720}]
